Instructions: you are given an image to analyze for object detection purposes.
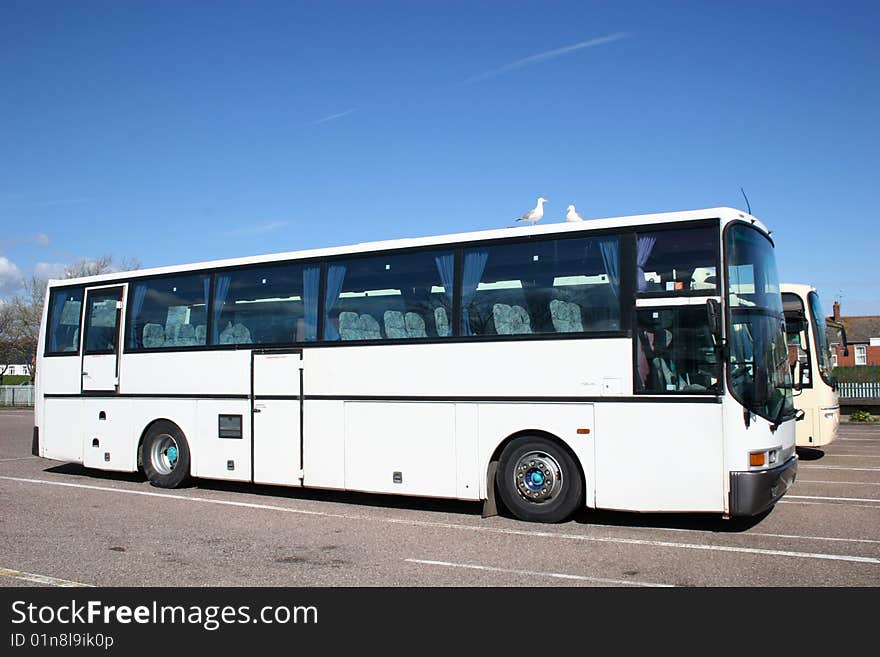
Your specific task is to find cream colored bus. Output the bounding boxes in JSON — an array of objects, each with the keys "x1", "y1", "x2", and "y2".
[{"x1": 781, "y1": 284, "x2": 839, "y2": 447}]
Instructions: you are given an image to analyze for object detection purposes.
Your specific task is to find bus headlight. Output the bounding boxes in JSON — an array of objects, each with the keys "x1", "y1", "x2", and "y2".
[{"x1": 749, "y1": 448, "x2": 779, "y2": 469}]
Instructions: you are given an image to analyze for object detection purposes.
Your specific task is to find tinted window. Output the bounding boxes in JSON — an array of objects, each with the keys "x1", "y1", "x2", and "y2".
[
  {"x1": 323, "y1": 250, "x2": 454, "y2": 341},
  {"x1": 127, "y1": 274, "x2": 210, "y2": 349},
  {"x1": 808, "y1": 291, "x2": 833, "y2": 385},
  {"x1": 635, "y1": 306, "x2": 720, "y2": 393},
  {"x1": 636, "y1": 227, "x2": 717, "y2": 293},
  {"x1": 84, "y1": 289, "x2": 121, "y2": 354},
  {"x1": 45, "y1": 287, "x2": 83, "y2": 354},
  {"x1": 212, "y1": 263, "x2": 319, "y2": 345},
  {"x1": 461, "y1": 235, "x2": 620, "y2": 337}
]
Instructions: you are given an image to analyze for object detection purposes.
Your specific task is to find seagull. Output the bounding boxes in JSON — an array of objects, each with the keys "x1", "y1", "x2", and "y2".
[
  {"x1": 565, "y1": 204, "x2": 584, "y2": 222},
  {"x1": 515, "y1": 197, "x2": 548, "y2": 225}
]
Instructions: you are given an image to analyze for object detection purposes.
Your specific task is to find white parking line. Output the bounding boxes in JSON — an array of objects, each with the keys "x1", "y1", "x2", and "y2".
[
  {"x1": 780, "y1": 500, "x2": 880, "y2": 510},
  {"x1": 406, "y1": 559, "x2": 674, "y2": 587},
  {"x1": 2, "y1": 475, "x2": 879, "y2": 566},
  {"x1": 800, "y1": 465, "x2": 880, "y2": 472},
  {"x1": 0, "y1": 456, "x2": 38, "y2": 463},
  {"x1": 798, "y1": 480, "x2": 880, "y2": 486},
  {"x1": 0, "y1": 567, "x2": 92, "y2": 587},
  {"x1": 785, "y1": 495, "x2": 880, "y2": 504},
  {"x1": 814, "y1": 454, "x2": 880, "y2": 458}
]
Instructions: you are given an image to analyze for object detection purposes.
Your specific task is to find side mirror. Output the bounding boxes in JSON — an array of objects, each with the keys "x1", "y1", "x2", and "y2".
[
  {"x1": 706, "y1": 299, "x2": 722, "y2": 340},
  {"x1": 838, "y1": 326, "x2": 849, "y2": 358},
  {"x1": 796, "y1": 359, "x2": 807, "y2": 390}
]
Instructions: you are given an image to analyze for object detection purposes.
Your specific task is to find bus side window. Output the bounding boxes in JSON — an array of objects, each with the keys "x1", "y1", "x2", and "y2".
[
  {"x1": 636, "y1": 227, "x2": 717, "y2": 295},
  {"x1": 635, "y1": 307, "x2": 720, "y2": 394},
  {"x1": 45, "y1": 287, "x2": 84, "y2": 354}
]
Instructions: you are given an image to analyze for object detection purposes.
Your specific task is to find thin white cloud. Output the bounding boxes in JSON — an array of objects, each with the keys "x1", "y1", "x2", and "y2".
[
  {"x1": 313, "y1": 108, "x2": 357, "y2": 126},
  {"x1": 465, "y1": 32, "x2": 631, "y2": 83},
  {"x1": 0, "y1": 257, "x2": 23, "y2": 297},
  {"x1": 33, "y1": 232, "x2": 50, "y2": 247},
  {"x1": 224, "y1": 221, "x2": 289, "y2": 237},
  {"x1": 34, "y1": 262, "x2": 67, "y2": 280}
]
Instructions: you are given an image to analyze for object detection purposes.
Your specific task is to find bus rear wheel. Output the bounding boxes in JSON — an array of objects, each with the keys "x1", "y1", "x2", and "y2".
[
  {"x1": 496, "y1": 436, "x2": 582, "y2": 523},
  {"x1": 141, "y1": 421, "x2": 191, "y2": 489}
]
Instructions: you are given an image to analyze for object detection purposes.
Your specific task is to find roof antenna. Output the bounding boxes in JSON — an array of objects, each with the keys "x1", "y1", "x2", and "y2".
[{"x1": 739, "y1": 187, "x2": 751, "y2": 215}]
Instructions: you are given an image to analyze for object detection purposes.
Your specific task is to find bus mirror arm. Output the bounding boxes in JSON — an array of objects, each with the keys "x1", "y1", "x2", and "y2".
[{"x1": 706, "y1": 299, "x2": 722, "y2": 341}]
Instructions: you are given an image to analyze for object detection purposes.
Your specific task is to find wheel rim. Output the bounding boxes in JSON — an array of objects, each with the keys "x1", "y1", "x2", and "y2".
[
  {"x1": 150, "y1": 433, "x2": 180, "y2": 475},
  {"x1": 512, "y1": 451, "x2": 563, "y2": 504}
]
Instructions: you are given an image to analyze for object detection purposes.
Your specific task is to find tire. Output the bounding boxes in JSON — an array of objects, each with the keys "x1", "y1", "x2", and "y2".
[
  {"x1": 141, "y1": 420, "x2": 191, "y2": 488},
  {"x1": 496, "y1": 435, "x2": 583, "y2": 523}
]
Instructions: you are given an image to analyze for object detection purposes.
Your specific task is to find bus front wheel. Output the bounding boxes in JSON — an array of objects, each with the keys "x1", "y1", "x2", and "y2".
[
  {"x1": 141, "y1": 421, "x2": 191, "y2": 489},
  {"x1": 496, "y1": 435, "x2": 582, "y2": 523}
]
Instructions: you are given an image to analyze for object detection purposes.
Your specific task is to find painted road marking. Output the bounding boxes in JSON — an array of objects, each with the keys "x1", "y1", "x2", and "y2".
[
  {"x1": 0, "y1": 456, "x2": 39, "y2": 462},
  {"x1": 0, "y1": 567, "x2": 92, "y2": 587},
  {"x1": 405, "y1": 559, "x2": 674, "y2": 587},
  {"x1": 785, "y1": 494, "x2": 880, "y2": 504},
  {"x1": 800, "y1": 465, "x2": 880, "y2": 472},
  {"x1": 797, "y1": 479, "x2": 880, "y2": 486},
  {"x1": 2, "y1": 475, "x2": 879, "y2": 566}
]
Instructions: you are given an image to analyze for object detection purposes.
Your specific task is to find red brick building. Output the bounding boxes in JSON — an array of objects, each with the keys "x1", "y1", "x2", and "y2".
[{"x1": 827, "y1": 301, "x2": 880, "y2": 367}]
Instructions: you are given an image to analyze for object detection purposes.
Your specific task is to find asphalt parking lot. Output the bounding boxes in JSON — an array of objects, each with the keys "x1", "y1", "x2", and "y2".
[{"x1": 1, "y1": 408, "x2": 878, "y2": 587}]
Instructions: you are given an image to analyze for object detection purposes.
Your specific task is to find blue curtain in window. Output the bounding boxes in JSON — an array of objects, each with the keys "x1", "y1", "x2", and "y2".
[
  {"x1": 211, "y1": 274, "x2": 232, "y2": 344},
  {"x1": 128, "y1": 283, "x2": 147, "y2": 349},
  {"x1": 302, "y1": 266, "x2": 320, "y2": 341},
  {"x1": 49, "y1": 294, "x2": 68, "y2": 351},
  {"x1": 598, "y1": 237, "x2": 620, "y2": 299},
  {"x1": 460, "y1": 250, "x2": 488, "y2": 336},
  {"x1": 636, "y1": 235, "x2": 657, "y2": 292},
  {"x1": 323, "y1": 264, "x2": 347, "y2": 340},
  {"x1": 434, "y1": 254, "x2": 455, "y2": 336}
]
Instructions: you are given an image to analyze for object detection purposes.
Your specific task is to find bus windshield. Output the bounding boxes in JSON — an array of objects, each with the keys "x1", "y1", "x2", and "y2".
[
  {"x1": 807, "y1": 291, "x2": 834, "y2": 387},
  {"x1": 725, "y1": 224, "x2": 795, "y2": 424}
]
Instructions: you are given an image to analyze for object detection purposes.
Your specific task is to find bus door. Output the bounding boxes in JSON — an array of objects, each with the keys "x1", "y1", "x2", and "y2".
[
  {"x1": 252, "y1": 349, "x2": 303, "y2": 486},
  {"x1": 81, "y1": 286, "x2": 124, "y2": 393}
]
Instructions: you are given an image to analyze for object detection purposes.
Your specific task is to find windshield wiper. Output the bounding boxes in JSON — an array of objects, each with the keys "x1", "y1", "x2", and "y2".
[{"x1": 770, "y1": 398, "x2": 797, "y2": 432}]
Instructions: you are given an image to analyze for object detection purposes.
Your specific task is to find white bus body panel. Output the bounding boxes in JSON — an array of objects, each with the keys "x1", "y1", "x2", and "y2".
[
  {"x1": 344, "y1": 402, "x2": 458, "y2": 497},
  {"x1": 81, "y1": 354, "x2": 117, "y2": 392},
  {"x1": 304, "y1": 339, "x2": 632, "y2": 398},
  {"x1": 121, "y1": 351, "x2": 251, "y2": 396},
  {"x1": 303, "y1": 400, "x2": 345, "y2": 490},
  {"x1": 82, "y1": 399, "x2": 135, "y2": 471},
  {"x1": 42, "y1": 399, "x2": 83, "y2": 463},
  {"x1": 595, "y1": 402, "x2": 723, "y2": 512},
  {"x1": 253, "y1": 351, "x2": 302, "y2": 486},
  {"x1": 39, "y1": 357, "x2": 83, "y2": 396}
]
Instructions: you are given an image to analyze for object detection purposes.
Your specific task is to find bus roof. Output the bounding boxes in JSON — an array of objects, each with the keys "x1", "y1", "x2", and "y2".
[
  {"x1": 780, "y1": 283, "x2": 818, "y2": 298},
  {"x1": 51, "y1": 206, "x2": 767, "y2": 288}
]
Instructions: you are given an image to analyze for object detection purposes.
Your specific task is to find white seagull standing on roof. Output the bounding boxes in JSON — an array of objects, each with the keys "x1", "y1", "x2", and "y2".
[
  {"x1": 515, "y1": 197, "x2": 548, "y2": 225},
  {"x1": 565, "y1": 204, "x2": 584, "y2": 222}
]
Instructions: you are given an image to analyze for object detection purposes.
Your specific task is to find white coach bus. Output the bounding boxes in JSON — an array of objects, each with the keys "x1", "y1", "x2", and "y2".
[
  {"x1": 33, "y1": 206, "x2": 798, "y2": 522},
  {"x1": 781, "y1": 284, "x2": 840, "y2": 447}
]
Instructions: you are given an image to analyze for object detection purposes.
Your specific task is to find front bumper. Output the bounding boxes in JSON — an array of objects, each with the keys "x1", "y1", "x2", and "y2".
[{"x1": 729, "y1": 455, "x2": 798, "y2": 516}]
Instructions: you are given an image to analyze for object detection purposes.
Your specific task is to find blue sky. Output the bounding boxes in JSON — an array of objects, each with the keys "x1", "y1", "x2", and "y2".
[{"x1": 1, "y1": 1, "x2": 878, "y2": 314}]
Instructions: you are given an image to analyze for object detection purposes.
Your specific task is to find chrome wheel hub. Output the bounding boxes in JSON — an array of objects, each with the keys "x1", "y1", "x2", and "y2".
[
  {"x1": 513, "y1": 452, "x2": 563, "y2": 503},
  {"x1": 150, "y1": 434, "x2": 180, "y2": 475}
]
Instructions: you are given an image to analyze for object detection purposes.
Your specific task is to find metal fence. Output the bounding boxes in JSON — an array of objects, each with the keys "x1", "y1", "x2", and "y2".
[
  {"x1": 0, "y1": 385, "x2": 35, "y2": 406},
  {"x1": 837, "y1": 381, "x2": 880, "y2": 400}
]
